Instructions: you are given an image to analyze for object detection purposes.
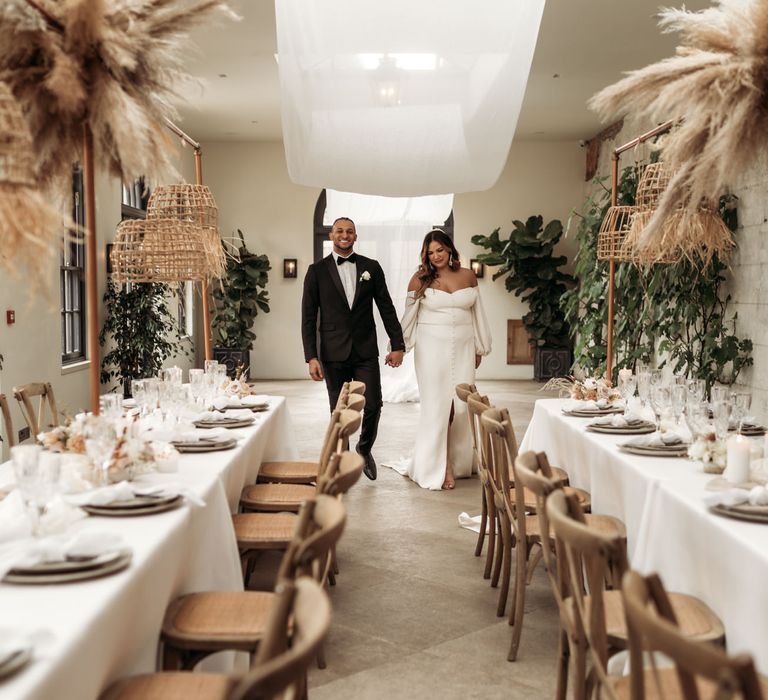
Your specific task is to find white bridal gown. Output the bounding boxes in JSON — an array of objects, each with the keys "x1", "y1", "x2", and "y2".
[{"x1": 387, "y1": 287, "x2": 492, "y2": 490}]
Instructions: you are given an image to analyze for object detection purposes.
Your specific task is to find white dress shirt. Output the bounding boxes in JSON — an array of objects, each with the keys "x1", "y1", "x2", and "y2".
[{"x1": 332, "y1": 251, "x2": 357, "y2": 308}]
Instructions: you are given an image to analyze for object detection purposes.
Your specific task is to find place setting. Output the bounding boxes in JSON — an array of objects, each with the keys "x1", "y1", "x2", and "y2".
[{"x1": 586, "y1": 411, "x2": 655, "y2": 436}]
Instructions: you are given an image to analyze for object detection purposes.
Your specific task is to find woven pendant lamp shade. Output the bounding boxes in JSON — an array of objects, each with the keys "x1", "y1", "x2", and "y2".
[
  {"x1": 0, "y1": 84, "x2": 35, "y2": 186},
  {"x1": 635, "y1": 162, "x2": 672, "y2": 209},
  {"x1": 597, "y1": 206, "x2": 640, "y2": 262},
  {"x1": 146, "y1": 184, "x2": 225, "y2": 279},
  {"x1": 110, "y1": 218, "x2": 208, "y2": 283}
]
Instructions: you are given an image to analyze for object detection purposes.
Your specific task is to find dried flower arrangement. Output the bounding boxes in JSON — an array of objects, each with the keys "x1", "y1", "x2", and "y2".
[
  {"x1": 543, "y1": 375, "x2": 622, "y2": 404},
  {"x1": 589, "y1": 0, "x2": 768, "y2": 262},
  {"x1": 0, "y1": 0, "x2": 236, "y2": 189},
  {"x1": 688, "y1": 431, "x2": 727, "y2": 474}
]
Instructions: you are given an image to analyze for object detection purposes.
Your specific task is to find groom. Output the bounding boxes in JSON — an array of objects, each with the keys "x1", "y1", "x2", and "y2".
[{"x1": 301, "y1": 216, "x2": 405, "y2": 480}]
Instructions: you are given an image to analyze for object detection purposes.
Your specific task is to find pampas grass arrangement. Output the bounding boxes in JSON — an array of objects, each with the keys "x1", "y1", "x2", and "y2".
[
  {"x1": 0, "y1": 0, "x2": 235, "y2": 190},
  {"x1": 0, "y1": 81, "x2": 64, "y2": 283},
  {"x1": 589, "y1": 0, "x2": 768, "y2": 262}
]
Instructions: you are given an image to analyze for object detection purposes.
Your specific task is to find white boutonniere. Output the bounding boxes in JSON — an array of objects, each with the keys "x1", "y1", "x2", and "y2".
[{"x1": 360, "y1": 271, "x2": 371, "y2": 282}]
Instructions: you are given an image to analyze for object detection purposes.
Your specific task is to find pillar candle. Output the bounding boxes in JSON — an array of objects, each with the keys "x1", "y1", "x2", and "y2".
[{"x1": 726, "y1": 434, "x2": 751, "y2": 484}]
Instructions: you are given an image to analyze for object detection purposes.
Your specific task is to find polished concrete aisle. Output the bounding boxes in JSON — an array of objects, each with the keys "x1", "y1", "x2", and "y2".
[{"x1": 255, "y1": 379, "x2": 560, "y2": 699}]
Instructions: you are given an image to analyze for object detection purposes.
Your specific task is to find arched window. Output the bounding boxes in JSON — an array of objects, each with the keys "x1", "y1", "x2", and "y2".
[{"x1": 313, "y1": 189, "x2": 453, "y2": 262}]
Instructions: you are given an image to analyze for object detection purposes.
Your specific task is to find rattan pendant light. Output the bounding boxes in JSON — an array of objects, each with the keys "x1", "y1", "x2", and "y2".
[
  {"x1": 0, "y1": 82, "x2": 63, "y2": 280},
  {"x1": 146, "y1": 184, "x2": 226, "y2": 279},
  {"x1": 110, "y1": 218, "x2": 208, "y2": 283},
  {"x1": 597, "y1": 205, "x2": 639, "y2": 262}
]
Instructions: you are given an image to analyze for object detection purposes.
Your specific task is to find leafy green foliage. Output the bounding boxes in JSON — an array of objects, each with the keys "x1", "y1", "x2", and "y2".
[
  {"x1": 99, "y1": 280, "x2": 191, "y2": 395},
  {"x1": 211, "y1": 229, "x2": 271, "y2": 351},
  {"x1": 561, "y1": 164, "x2": 751, "y2": 390},
  {"x1": 471, "y1": 216, "x2": 574, "y2": 348}
]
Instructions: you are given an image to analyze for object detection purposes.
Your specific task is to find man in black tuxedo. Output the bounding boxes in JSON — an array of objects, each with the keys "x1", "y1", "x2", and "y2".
[{"x1": 301, "y1": 217, "x2": 405, "y2": 480}]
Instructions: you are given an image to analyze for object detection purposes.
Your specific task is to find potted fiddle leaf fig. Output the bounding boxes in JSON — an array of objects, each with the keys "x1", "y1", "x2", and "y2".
[
  {"x1": 211, "y1": 229, "x2": 271, "y2": 378},
  {"x1": 472, "y1": 215, "x2": 574, "y2": 380}
]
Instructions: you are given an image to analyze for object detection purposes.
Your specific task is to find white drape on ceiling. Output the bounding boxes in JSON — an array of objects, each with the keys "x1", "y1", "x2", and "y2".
[
  {"x1": 323, "y1": 189, "x2": 454, "y2": 402},
  {"x1": 275, "y1": 0, "x2": 545, "y2": 197}
]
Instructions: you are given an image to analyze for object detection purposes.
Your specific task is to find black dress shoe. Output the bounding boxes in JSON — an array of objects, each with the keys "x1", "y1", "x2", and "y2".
[{"x1": 357, "y1": 448, "x2": 377, "y2": 480}]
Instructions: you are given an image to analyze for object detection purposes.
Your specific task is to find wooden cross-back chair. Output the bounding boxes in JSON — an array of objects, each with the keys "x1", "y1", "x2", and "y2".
[
  {"x1": 0, "y1": 394, "x2": 14, "y2": 448},
  {"x1": 13, "y1": 382, "x2": 59, "y2": 437},
  {"x1": 465, "y1": 393, "x2": 497, "y2": 580},
  {"x1": 546, "y1": 490, "x2": 725, "y2": 700},
  {"x1": 235, "y1": 451, "x2": 364, "y2": 589},
  {"x1": 515, "y1": 450, "x2": 626, "y2": 691},
  {"x1": 101, "y1": 576, "x2": 331, "y2": 700},
  {"x1": 239, "y1": 407, "x2": 362, "y2": 515},
  {"x1": 619, "y1": 570, "x2": 767, "y2": 700},
  {"x1": 256, "y1": 382, "x2": 365, "y2": 485},
  {"x1": 160, "y1": 495, "x2": 346, "y2": 672}
]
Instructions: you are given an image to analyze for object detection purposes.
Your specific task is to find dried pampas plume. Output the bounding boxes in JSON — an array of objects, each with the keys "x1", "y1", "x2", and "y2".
[
  {"x1": 0, "y1": 0, "x2": 237, "y2": 190},
  {"x1": 0, "y1": 81, "x2": 65, "y2": 290},
  {"x1": 589, "y1": 0, "x2": 768, "y2": 262}
]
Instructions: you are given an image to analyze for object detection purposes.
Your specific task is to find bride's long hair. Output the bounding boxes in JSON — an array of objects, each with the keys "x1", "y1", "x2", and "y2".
[{"x1": 414, "y1": 229, "x2": 461, "y2": 298}]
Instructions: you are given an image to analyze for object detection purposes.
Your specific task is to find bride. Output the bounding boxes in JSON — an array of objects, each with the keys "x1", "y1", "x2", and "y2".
[{"x1": 388, "y1": 229, "x2": 492, "y2": 490}]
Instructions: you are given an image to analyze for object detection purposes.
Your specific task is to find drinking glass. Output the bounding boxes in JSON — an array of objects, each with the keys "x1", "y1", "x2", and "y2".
[
  {"x1": 650, "y1": 385, "x2": 671, "y2": 430},
  {"x1": 99, "y1": 393, "x2": 122, "y2": 420},
  {"x1": 11, "y1": 445, "x2": 42, "y2": 505},
  {"x1": 671, "y1": 385, "x2": 687, "y2": 428},
  {"x1": 204, "y1": 360, "x2": 219, "y2": 375},
  {"x1": 189, "y1": 369, "x2": 205, "y2": 402},
  {"x1": 11, "y1": 445, "x2": 60, "y2": 532},
  {"x1": 712, "y1": 401, "x2": 731, "y2": 441},
  {"x1": 685, "y1": 400, "x2": 709, "y2": 439},
  {"x1": 711, "y1": 385, "x2": 730, "y2": 405},
  {"x1": 650, "y1": 370, "x2": 663, "y2": 389},
  {"x1": 637, "y1": 370, "x2": 651, "y2": 410},
  {"x1": 36, "y1": 452, "x2": 61, "y2": 516},
  {"x1": 732, "y1": 392, "x2": 753, "y2": 432},
  {"x1": 84, "y1": 417, "x2": 117, "y2": 486},
  {"x1": 619, "y1": 374, "x2": 637, "y2": 412},
  {"x1": 131, "y1": 379, "x2": 146, "y2": 408},
  {"x1": 687, "y1": 378, "x2": 705, "y2": 402}
]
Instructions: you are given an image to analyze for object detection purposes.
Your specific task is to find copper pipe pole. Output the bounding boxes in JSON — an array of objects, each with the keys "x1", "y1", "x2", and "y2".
[
  {"x1": 83, "y1": 125, "x2": 101, "y2": 414},
  {"x1": 606, "y1": 153, "x2": 620, "y2": 383},
  {"x1": 193, "y1": 148, "x2": 213, "y2": 361}
]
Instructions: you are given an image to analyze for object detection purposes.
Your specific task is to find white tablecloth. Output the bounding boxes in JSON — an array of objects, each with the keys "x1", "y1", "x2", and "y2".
[
  {"x1": 520, "y1": 398, "x2": 768, "y2": 672},
  {"x1": 0, "y1": 396, "x2": 298, "y2": 700}
]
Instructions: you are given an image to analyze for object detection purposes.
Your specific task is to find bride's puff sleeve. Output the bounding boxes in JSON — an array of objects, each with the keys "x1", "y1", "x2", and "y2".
[
  {"x1": 400, "y1": 291, "x2": 420, "y2": 352},
  {"x1": 472, "y1": 290, "x2": 492, "y2": 356}
]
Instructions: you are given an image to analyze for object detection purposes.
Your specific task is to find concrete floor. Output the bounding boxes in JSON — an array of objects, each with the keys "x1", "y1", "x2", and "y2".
[{"x1": 253, "y1": 379, "x2": 560, "y2": 700}]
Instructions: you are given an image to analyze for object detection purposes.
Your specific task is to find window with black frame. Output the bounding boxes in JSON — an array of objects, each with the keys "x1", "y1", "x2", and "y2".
[{"x1": 61, "y1": 164, "x2": 86, "y2": 365}]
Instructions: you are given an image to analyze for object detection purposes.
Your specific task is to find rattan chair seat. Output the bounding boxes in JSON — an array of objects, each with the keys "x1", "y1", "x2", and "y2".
[
  {"x1": 510, "y1": 485, "x2": 591, "y2": 513},
  {"x1": 509, "y1": 465, "x2": 569, "y2": 487},
  {"x1": 240, "y1": 483, "x2": 316, "y2": 512},
  {"x1": 233, "y1": 512, "x2": 298, "y2": 548},
  {"x1": 100, "y1": 672, "x2": 235, "y2": 700},
  {"x1": 613, "y1": 667, "x2": 768, "y2": 699},
  {"x1": 565, "y1": 590, "x2": 725, "y2": 650},
  {"x1": 162, "y1": 591, "x2": 274, "y2": 649},
  {"x1": 257, "y1": 460, "x2": 319, "y2": 484},
  {"x1": 524, "y1": 513, "x2": 625, "y2": 542}
]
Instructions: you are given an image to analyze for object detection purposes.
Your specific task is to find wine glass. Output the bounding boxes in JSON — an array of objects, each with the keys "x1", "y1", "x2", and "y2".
[
  {"x1": 204, "y1": 360, "x2": 219, "y2": 375},
  {"x1": 131, "y1": 379, "x2": 146, "y2": 411},
  {"x1": 637, "y1": 370, "x2": 651, "y2": 412},
  {"x1": 619, "y1": 373, "x2": 637, "y2": 413},
  {"x1": 12, "y1": 446, "x2": 60, "y2": 533},
  {"x1": 99, "y1": 393, "x2": 122, "y2": 420},
  {"x1": 685, "y1": 400, "x2": 709, "y2": 440},
  {"x1": 84, "y1": 417, "x2": 117, "y2": 487},
  {"x1": 732, "y1": 392, "x2": 753, "y2": 433},
  {"x1": 650, "y1": 385, "x2": 671, "y2": 431},
  {"x1": 711, "y1": 385, "x2": 729, "y2": 405},
  {"x1": 671, "y1": 385, "x2": 687, "y2": 429},
  {"x1": 687, "y1": 378, "x2": 705, "y2": 402},
  {"x1": 189, "y1": 369, "x2": 205, "y2": 407}
]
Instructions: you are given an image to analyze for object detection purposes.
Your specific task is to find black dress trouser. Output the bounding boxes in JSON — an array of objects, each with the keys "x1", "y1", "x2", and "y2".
[{"x1": 321, "y1": 347, "x2": 382, "y2": 456}]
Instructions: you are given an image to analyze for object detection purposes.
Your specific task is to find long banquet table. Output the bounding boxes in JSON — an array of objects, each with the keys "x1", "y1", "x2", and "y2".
[
  {"x1": 520, "y1": 398, "x2": 768, "y2": 672},
  {"x1": 0, "y1": 396, "x2": 298, "y2": 700}
]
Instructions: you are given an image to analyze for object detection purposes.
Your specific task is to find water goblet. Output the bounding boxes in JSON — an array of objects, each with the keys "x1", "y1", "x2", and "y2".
[
  {"x1": 711, "y1": 385, "x2": 730, "y2": 405},
  {"x1": 11, "y1": 444, "x2": 42, "y2": 514},
  {"x1": 131, "y1": 379, "x2": 146, "y2": 410},
  {"x1": 650, "y1": 385, "x2": 671, "y2": 431},
  {"x1": 732, "y1": 392, "x2": 753, "y2": 433},
  {"x1": 204, "y1": 360, "x2": 219, "y2": 375},
  {"x1": 99, "y1": 393, "x2": 122, "y2": 420},
  {"x1": 637, "y1": 370, "x2": 651, "y2": 411},
  {"x1": 687, "y1": 378, "x2": 705, "y2": 402},
  {"x1": 619, "y1": 374, "x2": 637, "y2": 413}
]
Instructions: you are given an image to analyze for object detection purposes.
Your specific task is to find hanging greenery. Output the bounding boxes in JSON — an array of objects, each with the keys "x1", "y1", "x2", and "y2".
[
  {"x1": 562, "y1": 164, "x2": 752, "y2": 391},
  {"x1": 99, "y1": 280, "x2": 191, "y2": 396},
  {"x1": 471, "y1": 216, "x2": 574, "y2": 348}
]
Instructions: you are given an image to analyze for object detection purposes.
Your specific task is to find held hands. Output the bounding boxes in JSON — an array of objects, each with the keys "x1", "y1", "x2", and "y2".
[
  {"x1": 475, "y1": 354, "x2": 482, "y2": 369},
  {"x1": 308, "y1": 358, "x2": 324, "y2": 381},
  {"x1": 385, "y1": 350, "x2": 404, "y2": 368}
]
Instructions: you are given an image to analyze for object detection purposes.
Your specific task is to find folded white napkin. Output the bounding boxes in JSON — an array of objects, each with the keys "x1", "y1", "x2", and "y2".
[
  {"x1": 0, "y1": 492, "x2": 85, "y2": 545},
  {"x1": 173, "y1": 427, "x2": 230, "y2": 443},
  {"x1": 591, "y1": 412, "x2": 644, "y2": 427},
  {"x1": 243, "y1": 394, "x2": 270, "y2": 406},
  {"x1": 67, "y1": 480, "x2": 206, "y2": 508},
  {"x1": 211, "y1": 396, "x2": 230, "y2": 411},
  {"x1": 0, "y1": 531, "x2": 127, "y2": 579},
  {"x1": 625, "y1": 431, "x2": 683, "y2": 448},
  {"x1": 458, "y1": 512, "x2": 483, "y2": 533},
  {"x1": 704, "y1": 485, "x2": 768, "y2": 508},
  {"x1": 197, "y1": 409, "x2": 253, "y2": 421}
]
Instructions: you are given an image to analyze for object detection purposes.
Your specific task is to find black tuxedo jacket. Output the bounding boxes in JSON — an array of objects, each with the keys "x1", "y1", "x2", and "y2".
[{"x1": 301, "y1": 254, "x2": 405, "y2": 363}]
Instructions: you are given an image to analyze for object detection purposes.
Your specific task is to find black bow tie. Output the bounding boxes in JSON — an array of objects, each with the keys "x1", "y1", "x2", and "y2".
[{"x1": 337, "y1": 254, "x2": 357, "y2": 265}]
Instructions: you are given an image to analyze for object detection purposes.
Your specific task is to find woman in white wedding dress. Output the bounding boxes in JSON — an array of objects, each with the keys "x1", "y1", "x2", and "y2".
[{"x1": 387, "y1": 230, "x2": 492, "y2": 490}]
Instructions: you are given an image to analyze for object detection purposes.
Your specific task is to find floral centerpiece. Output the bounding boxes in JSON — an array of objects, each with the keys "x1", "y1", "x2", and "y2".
[
  {"x1": 543, "y1": 374, "x2": 622, "y2": 404},
  {"x1": 221, "y1": 364, "x2": 256, "y2": 399},
  {"x1": 37, "y1": 413, "x2": 87, "y2": 454},
  {"x1": 688, "y1": 431, "x2": 726, "y2": 474}
]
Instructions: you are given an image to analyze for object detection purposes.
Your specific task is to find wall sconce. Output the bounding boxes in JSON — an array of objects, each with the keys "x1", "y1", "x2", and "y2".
[
  {"x1": 283, "y1": 258, "x2": 298, "y2": 278},
  {"x1": 470, "y1": 259, "x2": 484, "y2": 278}
]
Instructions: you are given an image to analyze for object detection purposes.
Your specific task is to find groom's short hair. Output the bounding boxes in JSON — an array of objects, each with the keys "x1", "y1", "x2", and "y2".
[{"x1": 331, "y1": 216, "x2": 355, "y2": 229}]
